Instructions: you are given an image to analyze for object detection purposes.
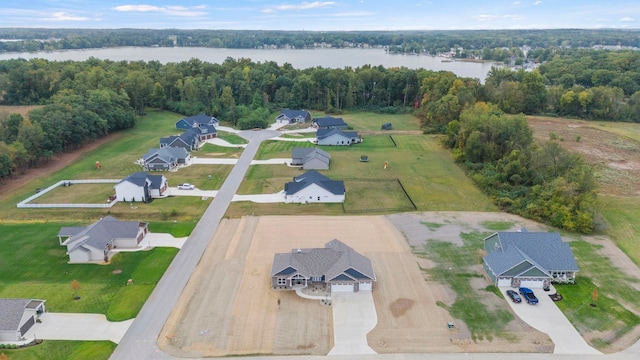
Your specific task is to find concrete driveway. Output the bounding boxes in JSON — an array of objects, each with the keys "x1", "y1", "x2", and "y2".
[
  {"x1": 501, "y1": 286, "x2": 602, "y2": 355},
  {"x1": 328, "y1": 292, "x2": 377, "y2": 356},
  {"x1": 25, "y1": 313, "x2": 133, "y2": 344}
]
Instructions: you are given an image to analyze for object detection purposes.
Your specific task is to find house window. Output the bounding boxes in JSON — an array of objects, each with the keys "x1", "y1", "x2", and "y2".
[
  {"x1": 317, "y1": 197, "x2": 320, "y2": 201},
  {"x1": 277, "y1": 278, "x2": 286, "y2": 285}
]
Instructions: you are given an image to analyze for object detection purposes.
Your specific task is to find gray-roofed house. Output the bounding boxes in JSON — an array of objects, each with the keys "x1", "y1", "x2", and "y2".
[
  {"x1": 271, "y1": 239, "x2": 375, "y2": 293},
  {"x1": 58, "y1": 216, "x2": 149, "y2": 263},
  {"x1": 312, "y1": 116, "x2": 348, "y2": 129},
  {"x1": 0, "y1": 299, "x2": 46, "y2": 341},
  {"x1": 483, "y1": 231, "x2": 579, "y2": 289},
  {"x1": 276, "y1": 109, "x2": 311, "y2": 124},
  {"x1": 316, "y1": 128, "x2": 362, "y2": 146},
  {"x1": 142, "y1": 147, "x2": 190, "y2": 171},
  {"x1": 284, "y1": 170, "x2": 345, "y2": 204},
  {"x1": 114, "y1": 172, "x2": 168, "y2": 202},
  {"x1": 291, "y1": 147, "x2": 331, "y2": 170},
  {"x1": 175, "y1": 114, "x2": 219, "y2": 130}
]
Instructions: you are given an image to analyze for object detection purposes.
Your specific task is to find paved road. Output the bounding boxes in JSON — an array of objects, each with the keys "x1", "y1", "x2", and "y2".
[{"x1": 111, "y1": 129, "x2": 278, "y2": 360}]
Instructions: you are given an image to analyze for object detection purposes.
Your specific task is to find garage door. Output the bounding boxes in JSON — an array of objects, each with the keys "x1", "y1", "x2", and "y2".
[
  {"x1": 497, "y1": 278, "x2": 511, "y2": 287},
  {"x1": 520, "y1": 279, "x2": 544, "y2": 288},
  {"x1": 331, "y1": 284, "x2": 354, "y2": 292},
  {"x1": 359, "y1": 282, "x2": 372, "y2": 291}
]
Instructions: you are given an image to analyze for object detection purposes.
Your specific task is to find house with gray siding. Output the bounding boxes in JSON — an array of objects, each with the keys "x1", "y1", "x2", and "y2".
[
  {"x1": 175, "y1": 114, "x2": 219, "y2": 130},
  {"x1": 276, "y1": 109, "x2": 311, "y2": 124},
  {"x1": 0, "y1": 299, "x2": 46, "y2": 341},
  {"x1": 316, "y1": 128, "x2": 361, "y2": 146},
  {"x1": 271, "y1": 239, "x2": 375, "y2": 293},
  {"x1": 142, "y1": 147, "x2": 190, "y2": 171},
  {"x1": 312, "y1": 116, "x2": 348, "y2": 129},
  {"x1": 483, "y1": 231, "x2": 579, "y2": 288},
  {"x1": 58, "y1": 216, "x2": 149, "y2": 263},
  {"x1": 291, "y1": 147, "x2": 330, "y2": 170}
]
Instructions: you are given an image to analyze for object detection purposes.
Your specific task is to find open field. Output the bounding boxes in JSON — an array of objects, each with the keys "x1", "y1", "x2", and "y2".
[
  {"x1": 159, "y1": 214, "x2": 555, "y2": 357},
  {"x1": 31, "y1": 183, "x2": 116, "y2": 204},
  {"x1": 527, "y1": 116, "x2": 640, "y2": 267},
  {"x1": 340, "y1": 112, "x2": 422, "y2": 131}
]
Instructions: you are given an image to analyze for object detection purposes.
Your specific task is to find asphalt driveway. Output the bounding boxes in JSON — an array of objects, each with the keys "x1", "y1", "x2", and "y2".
[{"x1": 501, "y1": 286, "x2": 602, "y2": 355}]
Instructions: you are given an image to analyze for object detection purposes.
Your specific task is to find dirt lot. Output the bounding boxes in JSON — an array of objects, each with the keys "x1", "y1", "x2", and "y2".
[
  {"x1": 159, "y1": 213, "x2": 554, "y2": 357},
  {"x1": 527, "y1": 117, "x2": 640, "y2": 197}
]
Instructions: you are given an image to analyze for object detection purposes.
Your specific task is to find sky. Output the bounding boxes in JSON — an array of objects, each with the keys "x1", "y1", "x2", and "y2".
[{"x1": 0, "y1": 1, "x2": 639, "y2": 31}]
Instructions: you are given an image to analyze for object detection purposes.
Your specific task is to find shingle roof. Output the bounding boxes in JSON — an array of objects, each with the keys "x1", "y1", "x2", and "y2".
[
  {"x1": 291, "y1": 147, "x2": 330, "y2": 165},
  {"x1": 483, "y1": 232, "x2": 579, "y2": 277},
  {"x1": 284, "y1": 170, "x2": 344, "y2": 196},
  {"x1": 179, "y1": 114, "x2": 218, "y2": 127},
  {"x1": 117, "y1": 172, "x2": 165, "y2": 191},
  {"x1": 270, "y1": 239, "x2": 375, "y2": 281},
  {"x1": 143, "y1": 147, "x2": 189, "y2": 163},
  {"x1": 0, "y1": 299, "x2": 44, "y2": 331},
  {"x1": 316, "y1": 128, "x2": 358, "y2": 140},
  {"x1": 65, "y1": 216, "x2": 145, "y2": 253},
  {"x1": 313, "y1": 116, "x2": 347, "y2": 127},
  {"x1": 281, "y1": 109, "x2": 310, "y2": 119}
]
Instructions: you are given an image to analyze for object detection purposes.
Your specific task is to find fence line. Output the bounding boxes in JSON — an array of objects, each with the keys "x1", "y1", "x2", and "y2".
[{"x1": 17, "y1": 179, "x2": 121, "y2": 208}]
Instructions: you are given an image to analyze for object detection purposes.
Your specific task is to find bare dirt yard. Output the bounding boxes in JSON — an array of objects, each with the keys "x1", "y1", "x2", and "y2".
[
  {"x1": 527, "y1": 116, "x2": 640, "y2": 197},
  {"x1": 159, "y1": 213, "x2": 556, "y2": 357}
]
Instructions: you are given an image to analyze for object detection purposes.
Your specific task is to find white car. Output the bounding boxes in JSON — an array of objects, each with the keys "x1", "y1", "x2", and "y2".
[{"x1": 178, "y1": 183, "x2": 195, "y2": 190}]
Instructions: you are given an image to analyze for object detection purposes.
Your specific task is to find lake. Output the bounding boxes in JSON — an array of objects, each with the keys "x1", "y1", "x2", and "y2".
[{"x1": 0, "y1": 47, "x2": 498, "y2": 82}]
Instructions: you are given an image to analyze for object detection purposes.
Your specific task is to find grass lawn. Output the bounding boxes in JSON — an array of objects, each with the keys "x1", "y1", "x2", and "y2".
[
  {"x1": 419, "y1": 230, "x2": 515, "y2": 342},
  {"x1": 198, "y1": 143, "x2": 244, "y2": 158},
  {"x1": 0, "y1": 222, "x2": 179, "y2": 321},
  {"x1": 595, "y1": 196, "x2": 640, "y2": 267},
  {"x1": 340, "y1": 112, "x2": 421, "y2": 131},
  {"x1": 29, "y1": 183, "x2": 116, "y2": 204},
  {"x1": 2, "y1": 340, "x2": 116, "y2": 360},
  {"x1": 216, "y1": 131, "x2": 248, "y2": 145}
]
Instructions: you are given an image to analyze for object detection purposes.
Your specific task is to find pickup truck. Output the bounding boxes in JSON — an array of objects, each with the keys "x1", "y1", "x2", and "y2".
[{"x1": 518, "y1": 287, "x2": 539, "y2": 305}]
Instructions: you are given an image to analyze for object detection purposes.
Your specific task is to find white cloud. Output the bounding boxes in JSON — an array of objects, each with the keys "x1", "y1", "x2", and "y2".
[
  {"x1": 263, "y1": 2, "x2": 335, "y2": 13},
  {"x1": 332, "y1": 12, "x2": 375, "y2": 17},
  {"x1": 44, "y1": 12, "x2": 90, "y2": 21},
  {"x1": 513, "y1": 1, "x2": 521, "y2": 4},
  {"x1": 534, "y1": 1, "x2": 542, "y2": 5},
  {"x1": 474, "y1": 14, "x2": 525, "y2": 22},
  {"x1": 620, "y1": 17, "x2": 635, "y2": 22},
  {"x1": 113, "y1": 4, "x2": 207, "y2": 17}
]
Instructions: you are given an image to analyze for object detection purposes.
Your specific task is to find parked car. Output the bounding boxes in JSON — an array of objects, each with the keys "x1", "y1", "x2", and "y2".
[
  {"x1": 518, "y1": 287, "x2": 539, "y2": 305},
  {"x1": 506, "y1": 290, "x2": 522, "y2": 303},
  {"x1": 178, "y1": 183, "x2": 195, "y2": 190}
]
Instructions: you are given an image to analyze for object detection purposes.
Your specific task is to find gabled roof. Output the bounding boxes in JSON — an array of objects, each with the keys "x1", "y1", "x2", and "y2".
[
  {"x1": 270, "y1": 239, "x2": 375, "y2": 282},
  {"x1": 0, "y1": 299, "x2": 31, "y2": 331},
  {"x1": 177, "y1": 114, "x2": 218, "y2": 127},
  {"x1": 313, "y1": 116, "x2": 347, "y2": 127},
  {"x1": 292, "y1": 147, "x2": 330, "y2": 164},
  {"x1": 61, "y1": 216, "x2": 146, "y2": 253},
  {"x1": 280, "y1": 109, "x2": 310, "y2": 119},
  {"x1": 117, "y1": 172, "x2": 165, "y2": 190},
  {"x1": 316, "y1": 128, "x2": 359, "y2": 140},
  {"x1": 143, "y1": 147, "x2": 189, "y2": 163},
  {"x1": 284, "y1": 170, "x2": 344, "y2": 196},
  {"x1": 483, "y1": 232, "x2": 579, "y2": 277}
]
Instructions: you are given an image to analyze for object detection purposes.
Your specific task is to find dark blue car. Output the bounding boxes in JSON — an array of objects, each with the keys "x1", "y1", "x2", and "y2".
[
  {"x1": 518, "y1": 287, "x2": 539, "y2": 305},
  {"x1": 506, "y1": 290, "x2": 522, "y2": 303}
]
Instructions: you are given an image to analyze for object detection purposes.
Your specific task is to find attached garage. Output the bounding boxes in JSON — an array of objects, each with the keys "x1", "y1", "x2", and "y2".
[
  {"x1": 358, "y1": 282, "x2": 373, "y2": 291},
  {"x1": 331, "y1": 283, "x2": 354, "y2": 292},
  {"x1": 497, "y1": 278, "x2": 511, "y2": 287},
  {"x1": 519, "y1": 279, "x2": 545, "y2": 288}
]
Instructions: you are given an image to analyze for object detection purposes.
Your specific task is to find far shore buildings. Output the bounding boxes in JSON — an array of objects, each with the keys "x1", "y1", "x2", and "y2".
[
  {"x1": 270, "y1": 239, "x2": 376, "y2": 293},
  {"x1": 57, "y1": 216, "x2": 149, "y2": 263}
]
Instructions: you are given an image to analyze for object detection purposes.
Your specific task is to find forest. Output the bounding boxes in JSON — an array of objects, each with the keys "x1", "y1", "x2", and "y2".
[{"x1": 1, "y1": 45, "x2": 638, "y2": 233}]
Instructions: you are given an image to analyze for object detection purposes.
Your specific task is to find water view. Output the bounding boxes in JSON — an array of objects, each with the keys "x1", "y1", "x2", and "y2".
[{"x1": 0, "y1": 47, "x2": 498, "y2": 82}]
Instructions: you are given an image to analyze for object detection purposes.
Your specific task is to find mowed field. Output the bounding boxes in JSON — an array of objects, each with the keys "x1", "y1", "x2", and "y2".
[{"x1": 159, "y1": 215, "x2": 550, "y2": 357}]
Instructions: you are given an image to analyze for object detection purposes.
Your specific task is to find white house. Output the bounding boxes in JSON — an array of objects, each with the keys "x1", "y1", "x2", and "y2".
[
  {"x1": 291, "y1": 147, "x2": 330, "y2": 170},
  {"x1": 57, "y1": 216, "x2": 149, "y2": 263},
  {"x1": 284, "y1": 170, "x2": 345, "y2": 204},
  {"x1": 115, "y1": 172, "x2": 168, "y2": 202},
  {"x1": 316, "y1": 128, "x2": 361, "y2": 146},
  {"x1": 0, "y1": 299, "x2": 46, "y2": 341}
]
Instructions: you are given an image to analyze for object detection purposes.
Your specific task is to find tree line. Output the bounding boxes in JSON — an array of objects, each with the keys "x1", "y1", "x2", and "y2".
[
  {"x1": 1, "y1": 28, "x2": 639, "y2": 55},
  {"x1": 1, "y1": 47, "x2": 633, "y2": 232}
]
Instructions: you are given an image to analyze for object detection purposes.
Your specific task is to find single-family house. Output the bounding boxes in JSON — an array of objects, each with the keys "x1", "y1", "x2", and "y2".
[
  {"x1": 159, "y1": 129, "x2": 200, "y2": 152},
  {"x1": 0, "y1": 299, "x2": 46, "y2": 341},
  {"x1": 175, "y1": 114, "x2": 219, "y2": 130},
  {"x1": 312, "y1": 116, "x2": 348, "y2": 129},
  {"x1": 483, "y1": 231, "x2": 579, "y2": 289},
  {"x1": 284, "y1": 170, "x2": 344, "y2": 203},
  {"x1": 276, "y1": 109, "x2": 311, "y2": 124},
  {"x1": 316, "y1": 128, "x2": 362, "y2": 146},
  {"x1": 142, "y1": 147, "x2": 190, "y2": 171},
  {"x1": 381, "y1": 122, "x2": 393, "y2": 130},
  {"x1": 114, "y1": 172, "x2": 168, "y2": 202},
  {"x1": 58, "y1": 216, "x2": 149, "y2": 263},
  {"x1": 271, "y1": 239, "x2": 375, "y2": 293},
  {"x1": 291, "y1": 147, "x2": 331, "y2": 170}
]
